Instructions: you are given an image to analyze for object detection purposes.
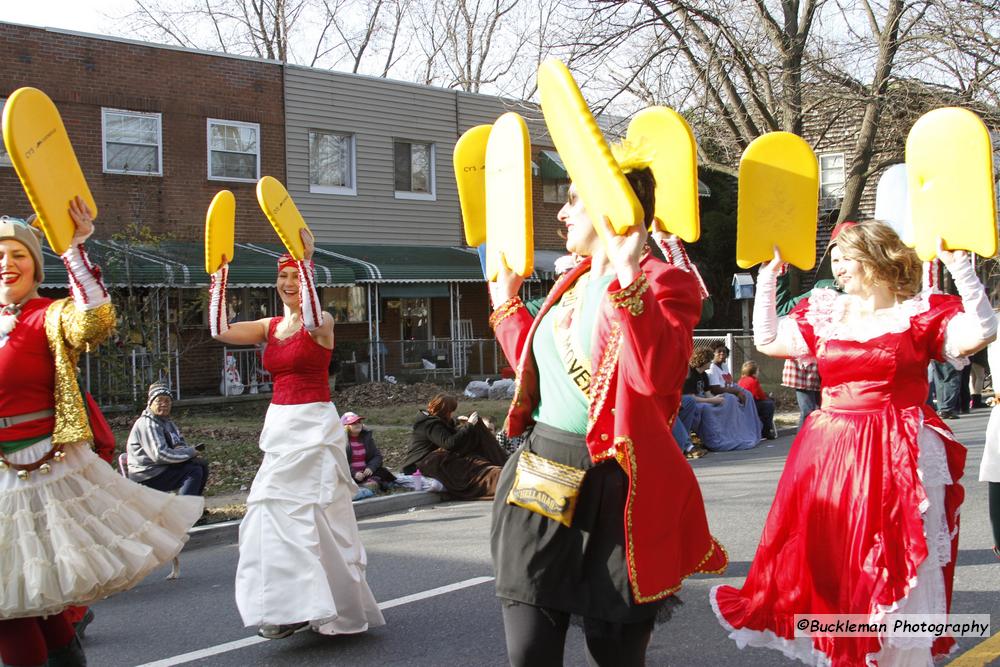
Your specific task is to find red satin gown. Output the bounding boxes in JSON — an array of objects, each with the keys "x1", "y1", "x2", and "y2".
[{"x1": 712, "y1": 289, "x2": 966, "y2": 666}]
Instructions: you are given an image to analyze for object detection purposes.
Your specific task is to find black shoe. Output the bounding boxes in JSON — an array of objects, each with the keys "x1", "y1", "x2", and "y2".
[
  {"x1": 74, "y1": 608, "x2": 95, "y2": 642},
  {"x1": 258, "y1": 622, "x2": 308, "y2": 639},
  {"x1": 938, "y1": 410, "x2": 959, "y2": 420},
  {"x1": 47, "y1": 635, "x2": 87, "y2": 667}
]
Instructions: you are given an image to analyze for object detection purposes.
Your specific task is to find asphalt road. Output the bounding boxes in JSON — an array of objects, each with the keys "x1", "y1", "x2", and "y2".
[{"x1": 84, "y1": 409, "x2": 1000, "y2": 666}]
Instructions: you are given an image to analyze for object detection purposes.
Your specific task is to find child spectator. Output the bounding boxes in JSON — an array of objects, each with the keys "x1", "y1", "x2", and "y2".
[
  {"x1": 738, "y1": 361, "x2": 777, "y2": 440},
  {"x1": 342, "y1": 412, "x2": 396, "y2": 491}
]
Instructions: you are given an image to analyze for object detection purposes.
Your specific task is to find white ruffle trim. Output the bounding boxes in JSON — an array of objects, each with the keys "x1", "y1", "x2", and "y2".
[
  {"x1": 805, "y1": 289, "x2": 931, "y2": 343},
  {"x1": 713, "y1": 424, "x2": 954, "y2": 666},
  {"x1": 0, "y1": 441, "x2": 204, "y2": 619},
  {"x1": 777, "y1": 317, "x2": 811, "y2": 358}
]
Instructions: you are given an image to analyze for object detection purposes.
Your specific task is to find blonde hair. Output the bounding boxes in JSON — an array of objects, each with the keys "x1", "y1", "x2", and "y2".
[
  {"x1": 834, "y1": 221, "x2": 921, "y2": 299},
  {"x1": 740, "y1": 361, "x2": 758, "y2": 377}
]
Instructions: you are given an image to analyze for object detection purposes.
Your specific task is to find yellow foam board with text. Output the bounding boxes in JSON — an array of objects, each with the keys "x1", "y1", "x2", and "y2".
[
  {"x1": 906, "y1": 107, "x2": 997, "y2": 260},
  {"x1": 205, "y1": 190, "x2": 236, "y2": 274},
  {"x1": 256, "y1": 176, "x2": 311, "y2": 260},
  {"x1": 626, "y1": 106, "x2": 700, "y2": 242},
  {"x1": 2, "y1": 87, "x2": 96, "y2": 254},
  {"x1": 454, "y1": 124, "x2": 492, "y2": 247},
  {"x1": 485, "y1": 113, "x2": 533, "y2": 279},
  {"x1": 737, "y1": 132, "x2": 818, "y2": 270},
  {"x1": 538, "y1": 59, "x2": 641, "y2": 238}
]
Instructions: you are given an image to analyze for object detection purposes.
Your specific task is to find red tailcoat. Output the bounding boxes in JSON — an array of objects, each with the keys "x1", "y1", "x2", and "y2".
[{"x1": 493, "y1": 254, "x2": 728, "y2": 602}]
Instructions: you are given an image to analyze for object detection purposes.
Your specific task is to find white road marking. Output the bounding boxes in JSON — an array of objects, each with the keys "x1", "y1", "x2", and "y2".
[{"x1": 135, "y1": 576, "x2": 495, "y2": 667}]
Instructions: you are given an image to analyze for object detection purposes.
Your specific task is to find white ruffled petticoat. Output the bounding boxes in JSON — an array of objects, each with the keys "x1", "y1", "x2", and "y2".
[
  {"x1": 234, "y1": 402, "x2": 385, "y2": 634},
  {"x1": 0, "y1": 438, "x2": 204, "y2": 619}
]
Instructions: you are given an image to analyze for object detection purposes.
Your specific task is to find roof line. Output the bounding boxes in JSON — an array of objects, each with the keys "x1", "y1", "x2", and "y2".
[
  {"x1": 240, "y1": 243, "x2": 333, "y2": 284},
  {"x1": 91, "y1": 240, "x2": 184, "y2": 284},
  {"x1": 104, "y1": 240, "x2": 192, "y2": 284},
  {"x1": 312, "y1": 247, "x2": 382, "y2": 280}
]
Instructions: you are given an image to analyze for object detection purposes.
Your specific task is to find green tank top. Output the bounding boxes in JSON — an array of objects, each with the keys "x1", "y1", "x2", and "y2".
[{"x1": 531, "y1": 271, "x2": 614, "y2": 434}]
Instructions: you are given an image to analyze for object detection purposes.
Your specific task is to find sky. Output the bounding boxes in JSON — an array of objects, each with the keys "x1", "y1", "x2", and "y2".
[{"x1": 1, "y1": 1, "x2": 134, "y2": 38}]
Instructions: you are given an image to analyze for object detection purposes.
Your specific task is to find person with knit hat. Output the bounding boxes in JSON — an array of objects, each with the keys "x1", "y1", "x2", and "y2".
[
  {"x1": 0, "y1": 198, "x2": 203, "y2": 667},
  {"x1": 125, "y1": 381, "x2": 209, "y2": 496}
]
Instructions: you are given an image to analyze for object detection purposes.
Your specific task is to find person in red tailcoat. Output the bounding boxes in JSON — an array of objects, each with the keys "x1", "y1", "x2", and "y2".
[
  {"x1": 488, "y1": 155, "x2": 727, "y2": 667},
  {"x1": 713, "y1": 221, "x2": 996, "y2": 665}
]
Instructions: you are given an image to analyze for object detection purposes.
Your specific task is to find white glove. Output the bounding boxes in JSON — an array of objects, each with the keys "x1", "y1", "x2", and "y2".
[
  {"x1": 209, "y1": 264, "x2": 230, "y2": 338},
  {"x1": 61, "y1": 243, "x2": 109, "y2": 310},
  {"x1": 296, "y1": 259, "x2": 323, "y2": 331},
  {"x1": 752, "y1": 264, "x2": 780, "y2": 347}
]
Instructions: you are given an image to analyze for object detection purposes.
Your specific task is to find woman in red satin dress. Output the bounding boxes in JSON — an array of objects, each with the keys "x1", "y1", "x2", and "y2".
[{"x1": 712, "y1": 222, "x2": 996, "y2": 665}]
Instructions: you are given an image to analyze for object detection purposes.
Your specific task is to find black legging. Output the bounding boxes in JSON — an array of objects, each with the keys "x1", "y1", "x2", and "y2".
[
  {"x1": 990, "y1": 482, "x2": 1000, "y2": 553},
  {"x1": 501, "y1": 601, "x2": 654, "y2": 667}
]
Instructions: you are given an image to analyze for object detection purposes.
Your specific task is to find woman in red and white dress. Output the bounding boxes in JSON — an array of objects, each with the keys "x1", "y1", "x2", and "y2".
[
  {"x1": 712, "y1": 221, "x2": 996, "y2": 665},
  {"x1": 0, "y1": 201, "x2": 203, "y2": 667},
  {"x1": 209, "y1": 229, "x2": 383, "y2": 640}
]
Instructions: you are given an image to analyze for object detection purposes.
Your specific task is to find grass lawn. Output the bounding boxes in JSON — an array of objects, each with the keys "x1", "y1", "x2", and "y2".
[
  {"x1": 107, "y1": 385, "x2": 799, "y2": 524},
  {"x1": 110, "y1": 396, "x2": 513, "y2": 498}
]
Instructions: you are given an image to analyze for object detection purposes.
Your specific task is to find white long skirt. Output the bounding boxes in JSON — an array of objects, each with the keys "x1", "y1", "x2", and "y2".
[
  {"x1": 0, "y1": 438, "x2": 204, "y2": 619},
  {"x1": 234, "y1": 402, "x2": 385, "y2": 634}
]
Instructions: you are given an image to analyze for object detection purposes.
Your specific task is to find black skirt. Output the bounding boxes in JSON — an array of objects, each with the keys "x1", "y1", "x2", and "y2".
[{"x1": 491, "y1": 421, "x2": 669, "y2": 626}]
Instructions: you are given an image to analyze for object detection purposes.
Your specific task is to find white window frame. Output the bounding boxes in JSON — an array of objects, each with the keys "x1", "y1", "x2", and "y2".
[
  {"x1": 393, "y1": 140, "x2": 436, "y2": 201},
  {"x1": 207, "y1": 118, "x2": 261, "y2": 183},
  {"x1": 819, "y1": 152, "x2": 846, "y2": 210},
  {"x1": 309, "y1": 130, "x2": 357, "y2": 196},
  {"x1": 0, "y1": 98, "x2": 13, "y2": 167},
  {"x1": 101, "y1": 108, "x2": 163, "y2": 176}
]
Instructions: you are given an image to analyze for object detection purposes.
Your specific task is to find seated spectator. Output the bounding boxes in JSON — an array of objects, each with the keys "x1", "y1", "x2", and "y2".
[
  {"x1": 672, "y1": 394, "x2": 706, "y2": 459},
  {"x1": 342, "y1": 412, "x2": 396, "y2": 491},
  {"x1": 682, "y1": 348, "x2": 761, "y2": 451},
  {"x1": 402, "y1": 394, "x2": 508, "y2": 499},
  {"x1": 126, "y1": 382, "x2": 208, "y2": 496},
  {"x1": 738, "y1": 361, "x2": 777, "y2": 439}
]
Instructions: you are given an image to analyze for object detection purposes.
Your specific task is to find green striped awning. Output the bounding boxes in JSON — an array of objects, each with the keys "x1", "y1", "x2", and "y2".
[
  {"x1": 39, "y1": 241, "x2": 355, "y2": 288},
  {"x1": 314, "y1": 244, "x2": 486, "y2": 283}
]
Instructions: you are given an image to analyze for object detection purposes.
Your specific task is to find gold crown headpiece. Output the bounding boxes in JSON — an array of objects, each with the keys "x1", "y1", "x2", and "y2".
[{"x1": 610, "y1": 139, "x2": 654, "y2": 174}]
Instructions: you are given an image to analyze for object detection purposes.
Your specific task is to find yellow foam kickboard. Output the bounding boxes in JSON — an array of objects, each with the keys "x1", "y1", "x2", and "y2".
[
  {"x1": 485, "y1": 112, "x2": 533, "y2": 279},
  {"x1": 538, "y1": 59, "x2": 642, "y2": 238},
  {"x1": 256, "y1": 176, "x2": 311, "y2": 260},
  {"x1": 205, "y1": 190, "x2": 236, "y2": 274},
  {"x1": 626, "y1": 106, "x2": 700, "y2": 242},
  {"x1": 454, "y1": 125, "x2": 492, "y2": 247},
  {"x1": 2, "y1": 87, "x2": 96, "y2": 254},
  {"x1": 906, "y1": 107, "x2": 998, "y2": 260},
  {"x1": 736, "y1": 132, "x2": 818, "y2": 270}
]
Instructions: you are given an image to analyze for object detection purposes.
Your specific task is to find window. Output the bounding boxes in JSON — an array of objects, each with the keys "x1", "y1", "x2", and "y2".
[
  {"x1": 309, "y1": 131, "x2": 355, "y2": 195},
  {"x1": 400, "y1": 297, "x2": 432, "y2": 364},
  {"x1": 819, "y1": 153, "x2": 846, "y2": 210},
  {"x1": 394, "y1": 140, "x2": 435, "y2": 200},
  {"x1": 0, "y1": 99, "x2": 11, "y2": 166},
  {"x1": 322, "y1": 286, "x2": 367, "y2": 323},
  {"x1": 102, "y1": 108, "x2": 162, "y2": 175},
  {"x1": 543, "y1": 180, "x2": 570, "y2": 204},
  {"x1": 207, "y1": 119, "x2": 260, "y2": 182}
]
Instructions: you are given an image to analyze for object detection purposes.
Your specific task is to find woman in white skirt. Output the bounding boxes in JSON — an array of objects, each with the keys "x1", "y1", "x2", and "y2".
[
  {"x1": 982, "y1": 338, "x2": 1000, "y2": 560},
  {"x1": 0, "y1": 202, "x2": 203, "y2": 667},
  {"x1": 208, "y1": 229, "x2": 384, "y2": 640}
]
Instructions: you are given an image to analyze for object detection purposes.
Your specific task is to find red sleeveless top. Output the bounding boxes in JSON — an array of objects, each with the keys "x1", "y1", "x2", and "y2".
[{"x1": 263, "y1": 317, "x2": 332, "y2": 406}]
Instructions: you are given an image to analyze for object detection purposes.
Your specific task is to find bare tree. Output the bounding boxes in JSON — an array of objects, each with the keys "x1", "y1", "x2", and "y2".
[{"x1": 569, "y1": 0, "x2": 998, "y2": 223}]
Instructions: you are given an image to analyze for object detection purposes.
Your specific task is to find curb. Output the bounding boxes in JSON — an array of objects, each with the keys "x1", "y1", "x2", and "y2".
[{"x1": 184, "y1": 490, "x2": 445, "y2": 551}]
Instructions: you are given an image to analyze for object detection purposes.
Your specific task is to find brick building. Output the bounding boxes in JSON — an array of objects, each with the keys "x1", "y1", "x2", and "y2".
[{"x1": 0, "y1": 22, "x2": 572, "y2": 403}]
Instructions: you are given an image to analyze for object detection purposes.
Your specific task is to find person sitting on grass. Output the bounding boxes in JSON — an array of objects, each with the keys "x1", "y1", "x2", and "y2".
[
  {"x1": 342, "y1": 411, "x2": 396, "y2": 492},
  {"x1": 737, "y1": 360, "x2": 777, "y2": 440},
  {"x1": 402, "y1": 394, "x2": 508, "y2": 500},
  {"x1": 126, "y1": 382, "x2": 209, "y2": 496}
]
